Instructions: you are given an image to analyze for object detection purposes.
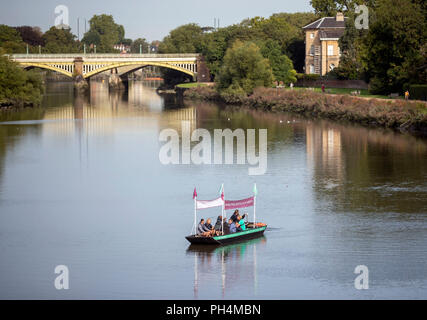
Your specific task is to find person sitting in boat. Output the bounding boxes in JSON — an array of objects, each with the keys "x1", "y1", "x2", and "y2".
[
  {"x1": 229, "y1": 219, "x2": 237, "y2": 233},
  {"x1": 231, "y1": 210, "x2": 240, "y2": 223},
  {"x1": 204, "y1": 218, "x2": 216, "y2": 236},
  {"x1": 197, "y1": 219, "x2": 212, "y2": 237},
  {"x1": 237, "y1": 215, "x2": 246, "y2": 231},
  {"x1": 222, "y1": 218, "x2": 231, "y2": 235},
  {"x1": 214, "y1": 216, "x2": 222, "y2": 230},
  {"x1": 205, "y1": 218, "x2": 213, "y2": 230},
  {"x1": 214, "y1": 216, "x2": 224, "y2": 235},
  {"x1": 235, "y1": 221, "x2": 243, "y2": 232}
]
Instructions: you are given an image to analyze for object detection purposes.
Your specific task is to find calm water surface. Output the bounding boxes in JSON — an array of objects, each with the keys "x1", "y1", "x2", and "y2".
[{"x1": 0, "y1": 81, "x2": 426, "y2": 299}]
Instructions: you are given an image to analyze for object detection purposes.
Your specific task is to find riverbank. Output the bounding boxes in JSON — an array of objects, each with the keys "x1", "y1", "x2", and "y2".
[
  {"x1": 0, "y1": 55, "x2": 45, "y2": 111},
  {"x1": 183, "y1": 86, "x2": 427, "y2": 136}
]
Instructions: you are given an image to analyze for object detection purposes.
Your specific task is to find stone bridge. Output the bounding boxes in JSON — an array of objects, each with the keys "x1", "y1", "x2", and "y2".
[{"x1": 9, "y1": 53, "x2": 210, "y2": 82}]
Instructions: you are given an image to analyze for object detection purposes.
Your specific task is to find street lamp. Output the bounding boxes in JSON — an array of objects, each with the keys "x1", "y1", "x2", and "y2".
[{"x1": 94, "y1": 45, "x2": 96, "y2": 54}]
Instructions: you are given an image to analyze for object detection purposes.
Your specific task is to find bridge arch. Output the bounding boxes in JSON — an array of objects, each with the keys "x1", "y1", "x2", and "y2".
[
  {"x1": 83, "y1": 62, "x2": 196, "y2": 79},
  {"x1": 20, "y1": 62, "x2": 74, "y2": 78}
]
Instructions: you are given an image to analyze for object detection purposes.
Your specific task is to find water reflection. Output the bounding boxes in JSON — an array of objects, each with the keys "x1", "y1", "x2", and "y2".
[
  {"x1": 0, "y1": 81, "x2": 196, "y2": 189},
  {"x1": 187, "y1": 237, "x2": 267, "y2": 299},
  {"x1": 306, "y1": 121, "x2": 427, "y2": 213}
]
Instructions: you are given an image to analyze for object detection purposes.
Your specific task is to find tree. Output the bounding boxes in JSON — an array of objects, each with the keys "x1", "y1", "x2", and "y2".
[
  {"x1": 0, "y1": 49, "x2": 43, "y2": 106},
  {"x1": 217, "y1": 41, "x2": 274, "y2": 94},
  {"x1": 42, "y1": 27, "x2": 78, "y2": 53},
  {"x1": 199, "y1": 30, "x2": 228, "y2": 78},
  {"x1": 334, "y1": 11, "x2": 366, "y2": 79},
  {"x1": 270, "y1": 12, "x2": 318, "y2": 72},
  {"x1": 158, "y1": 24, "x2": 204, "y2": 53},
  {"x1": 310, "y1": 0, "x2": 374, "y2": 16},
  {"x1": 259, "y1": 40, "x2": 297, "y2": 84},
  {"x1": 15, "y1": 26, "x2": 44, "y2": 47},
  {"x1": 131, "y1": 38, "x2": 149, "y2": 53},
  {"x1": 0, "y1": 25, "x2": 25, "y2": 53},
  {"x1": 82, "y1": 15, "x2": 125, "y2": 52},
  {"x1": 360, "y1": 0, "x2": 427, "y2": 93}
]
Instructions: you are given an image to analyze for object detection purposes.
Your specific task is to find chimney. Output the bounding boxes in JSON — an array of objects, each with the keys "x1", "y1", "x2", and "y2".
[{"x1": 336, "y1": 12, "x2": 344, "y2": 21}]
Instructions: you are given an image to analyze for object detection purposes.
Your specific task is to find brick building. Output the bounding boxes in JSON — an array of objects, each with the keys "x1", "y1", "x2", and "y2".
[{"x1": 303, "y1": 12, "x2": 347, "y2": 75}]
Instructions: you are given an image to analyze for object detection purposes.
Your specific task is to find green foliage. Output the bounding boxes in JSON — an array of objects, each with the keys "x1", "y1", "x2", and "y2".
[
  {"x1": 0, "y1": 24, "x2": 26, "y2": 53},
  {"x1": 159, "y1": 24, "x2": 204, "y2": 53},
  {"x1": 258, "y1": 40, "x2": 297, "y2": 84},
  {"x1": 0, "y1": 51, "x2": 43, "y2": 106},
  {"x1": 82, "y1": 15, "x2": 124, "y2": 53},
  {"x1": 361, "y1": 0, "x2": 427, "y2": 94},
  {"x1": 216, "y1": 41, "x2": 274, "y2": 95},
  {"x1": 131, "y1": 38, "x2": 149, "y2": 53},
  {"x1": 310, "y1": 0, "x2": 374, "y2": 16},
  {"x1": 409, "y1": 85, "x2": 427, "y2": 101},
  {"x1": 296, "y1": 73, "x2": 321, "y2": 81},
  {"x1": 42, "y1": 27, "x2": 79, "y2": 53},
  {"x1": 334, "y1": 12, "x2": 367, "y2": 80}
]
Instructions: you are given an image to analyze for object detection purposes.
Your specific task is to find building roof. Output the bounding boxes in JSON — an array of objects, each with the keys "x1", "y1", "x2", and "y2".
[
  {"x1": 303, "y1": 17, "x2": 348, "y2": 29},
  {"x1": 319, "y1": 30, "x2": 345, "y2": 40}
]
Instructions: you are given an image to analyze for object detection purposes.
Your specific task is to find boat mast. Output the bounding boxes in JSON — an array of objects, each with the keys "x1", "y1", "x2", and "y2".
[
  {"x1": 193, "y1": 188, "x2": 197, "y2": 235},
  {"x1": 221, "y1": 183, "x2": 225, "y2": 235},
  {"x1": 253, "y1": 183, "x2": 257, "y2": 228}
]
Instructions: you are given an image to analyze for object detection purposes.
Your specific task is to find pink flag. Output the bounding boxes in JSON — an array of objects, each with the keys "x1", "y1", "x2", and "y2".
[
  {"x1": 225, "y1": 196, "x2": 255, "y2": 210},
  {"x1": 193, "y1": 188, "x2": 197, "y2": 199}
]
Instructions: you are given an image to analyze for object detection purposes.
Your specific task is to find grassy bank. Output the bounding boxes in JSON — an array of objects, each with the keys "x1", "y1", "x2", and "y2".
[
  {"x1": 291, "y1": 87, "x2": 392, "y2": 99},
  {"x1": 176, "y1": 82, "x2": 212, "y2": 89},
  {"x1": 184, "y1": 86, "x2": 427, "y2": 135}
]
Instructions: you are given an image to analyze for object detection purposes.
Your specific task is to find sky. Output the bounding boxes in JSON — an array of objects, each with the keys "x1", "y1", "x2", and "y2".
[{"x1": 0, "y1": 0, "x2": 313, "y2": 41}]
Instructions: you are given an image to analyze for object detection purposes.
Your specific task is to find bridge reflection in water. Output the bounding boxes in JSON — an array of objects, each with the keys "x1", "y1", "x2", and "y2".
[
  {"x1": 187, "y1": 237, "x2": 267, "y2": 299},
  {"x1": 41, "y1": 80, "x2": 196, "y2": 138}
]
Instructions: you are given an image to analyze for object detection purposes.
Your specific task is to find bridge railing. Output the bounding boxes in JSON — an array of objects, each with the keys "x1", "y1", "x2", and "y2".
[{"x1": 10, "y1": 53, "x2": 201, "y2": 59}]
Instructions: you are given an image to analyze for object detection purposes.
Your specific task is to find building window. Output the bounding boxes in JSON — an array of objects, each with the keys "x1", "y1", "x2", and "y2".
[
  {"x1": 310, "y1": 64, "x2": 315, "y2": 74},
  {"x1": 328, "y1": 45, "x2": 334, "y2": 56},
  {"x1": 330, "y1": 64, "x2": 336, "y2": 71},
  {"x1": 310, "y1": 45, "x2": 315, "y2": 55},
  {"x1": 310, "y1": 33, "x2": 314, "y2": 39}
]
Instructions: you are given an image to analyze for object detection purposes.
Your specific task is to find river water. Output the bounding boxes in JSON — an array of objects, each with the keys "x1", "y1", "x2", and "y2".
[{"x1": 0, "y1": 81, "x2": 426, "y2": 299}]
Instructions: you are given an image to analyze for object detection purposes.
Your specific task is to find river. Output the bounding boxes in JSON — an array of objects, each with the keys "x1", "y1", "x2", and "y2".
[{"x1": 0, "y1": 81, "x2": 426, "y2": 299}]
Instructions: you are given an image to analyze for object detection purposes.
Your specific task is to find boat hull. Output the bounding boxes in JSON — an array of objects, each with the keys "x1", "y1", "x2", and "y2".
[{"x1": 185, "y1": 226, "x2": 267, "y2": 245}]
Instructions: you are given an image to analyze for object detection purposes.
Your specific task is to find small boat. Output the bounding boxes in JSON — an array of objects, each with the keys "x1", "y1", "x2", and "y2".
[
  {"x1": 185, "y1": 184, "x2": 267, "y2": 245},
  {"x1": 186, "y1": 224, "x2": 267, "y2": 245}
]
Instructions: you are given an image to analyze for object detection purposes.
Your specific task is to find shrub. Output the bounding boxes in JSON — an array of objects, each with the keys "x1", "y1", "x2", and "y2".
[{"x1": 296, "y1": 73, "x2": 321, "y2": 82}]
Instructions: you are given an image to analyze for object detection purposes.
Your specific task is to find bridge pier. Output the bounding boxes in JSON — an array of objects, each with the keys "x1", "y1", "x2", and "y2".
[
  {"x1": 109, "y1": 68, "x2": 127, "y2": 91},
  {"x1": 73, "y1": 57, "x2": 89, "y2": 94}
]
